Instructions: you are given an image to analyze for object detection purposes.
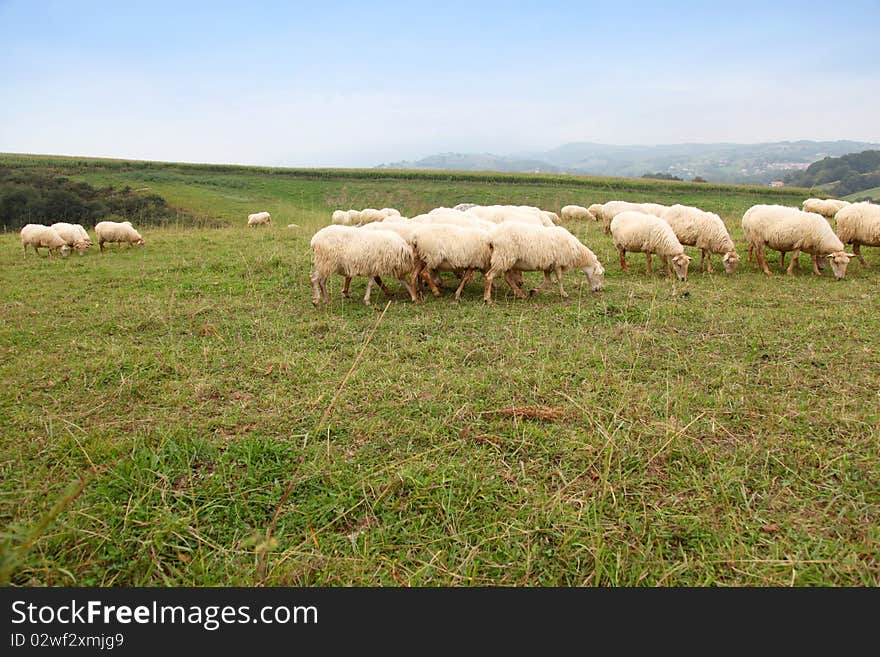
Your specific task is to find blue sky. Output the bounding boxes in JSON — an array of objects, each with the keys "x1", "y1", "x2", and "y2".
[{"x1": 1, "y1": 0, "x2": 878, "y2": 166}]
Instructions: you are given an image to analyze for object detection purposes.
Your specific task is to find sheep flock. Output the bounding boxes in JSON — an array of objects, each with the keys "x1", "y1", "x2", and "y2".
[{"x1": 310, "y1": 199, "x2": 875, "y2": 305}]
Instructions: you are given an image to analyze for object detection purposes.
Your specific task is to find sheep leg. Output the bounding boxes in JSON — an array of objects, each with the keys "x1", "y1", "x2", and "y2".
[
  {"x1": 342, "y1": 277, "x2": 352, "y2": 298},
  {"x1": 747, "y1": 243, "x2": 754, "y2": 263},
  {"x1": 780, "y1": 251, "x2": 786, "y2": 270},
  {"x1": 99, "y1": 239, "x2": 106, "y2": 253},
  {"x1": 420, "y1": 267, "x2": 442, "y2": 298},
  {"x1": 555, "y1": 266, "x2": 568, "y2": 298},
  {"x1": 786, "y1": 249, "x2": 799, "y2": 276},
  {"x1": 812, "y1": 254, "x2": 822, "y2": 276},
  {"x1": 453, "y1": 268, "x2": 475, "y2": 301},
  {"x1": 363, "y1": 278, "x2": 373, "y2": 305},
  {"x1": 854, "y1": 242, "x2": 867, "y2": 266},
  {"x1": 646, "y1": 252, "x2": 653, "y2": 275},
  {"x1": 756, "y1": 244, "x2": 772, "y2": 276},
  {"x1": 703, "y1": 249, "x2": 714, "y2": 273},
  {"x1": 529, "y1": 270, "x2": 553, "y2": 296},
  {"x1": 409, "y1": 261, "x2": 424, "y2": 299},
  {"x1": 398, "y1": 276, "x2": 419, "y2": 302},
  {"x1": 618, "y1": 248, "x2": 628, "y2": 272},
  {"x1": 375, "y1": 276, "x2": 394, "y2": 298},
  {"x1": 483, "y1": 269, "x2": 498, "y2": 303},
  {"x1": 504, "y1": 270, "x2": 528, "y2": 299},
  {"x1": 309, "y1": 272, "x2": 323, "y2": 305}
]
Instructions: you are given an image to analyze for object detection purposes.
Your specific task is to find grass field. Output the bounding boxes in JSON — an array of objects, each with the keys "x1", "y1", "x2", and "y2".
[{"x1": 1, "y1": 154, "x2": 878, "y2": 586}]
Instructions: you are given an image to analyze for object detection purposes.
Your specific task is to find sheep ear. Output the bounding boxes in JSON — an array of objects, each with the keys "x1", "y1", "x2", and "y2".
[{"x1": 845, "y1": 253, "x2": 855, "y2": 258}]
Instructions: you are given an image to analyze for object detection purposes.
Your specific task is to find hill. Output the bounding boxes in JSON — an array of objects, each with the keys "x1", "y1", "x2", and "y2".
[
  {"x1": 378, "y1": 140, "x2": 880, "y2": 184},
  {"x1": 785, "y1": 150, "x2": 880, "y2": 198}
]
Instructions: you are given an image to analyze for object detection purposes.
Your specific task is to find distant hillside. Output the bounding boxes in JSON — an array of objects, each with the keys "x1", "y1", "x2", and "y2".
[
  {"x1": 378, "y1": 140, "x2": 880, "y2": 184},
  {"x1": 784, "y1": 150, "x2": 880, "y2": 198}
]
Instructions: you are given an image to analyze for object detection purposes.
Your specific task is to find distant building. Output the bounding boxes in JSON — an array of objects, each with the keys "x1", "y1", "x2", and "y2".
[{"x1": 769, "y1": 180, "x2": 785, "y2": 188}]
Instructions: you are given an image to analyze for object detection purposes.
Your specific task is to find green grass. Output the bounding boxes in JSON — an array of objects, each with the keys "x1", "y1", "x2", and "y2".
[
  {"x1": 844, "y1": 187, "x2": 880, "y2": 202},
  {"x1": 1, "y1": 154, "x2": 878, "y2": 586}
]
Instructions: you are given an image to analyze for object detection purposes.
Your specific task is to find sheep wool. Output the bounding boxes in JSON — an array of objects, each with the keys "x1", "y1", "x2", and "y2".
[
  {"x1": 661, "y1": 205, "x2": 739, "y2": 273},
  {"x1": 802, "y1": 198, "x2": 850, "y2": 219},
  {"x1": 247, "y1": 211, "x2": 272, "y2": 226},
  {"x1": 94, "y1": 221, "x2": 145, "y2": 252},
  {"x1": 610, "y1": 211, "x2": 691, "y2": 281},
  {"x1": 50, "y1": 222, "x2": 92, "y2": 255},
  {"x1": 560, "y1": 205, "x2": 592, "y2": 222}
]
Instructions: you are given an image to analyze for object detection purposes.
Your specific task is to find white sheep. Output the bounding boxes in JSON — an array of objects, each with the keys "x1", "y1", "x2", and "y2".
[
  {"x1": 660, "y1": 205, "x2": 739, "y2": 273},
  {"x1": 309, "y1": 225, "x2": 418, "y2": 306},
  {"x1": 834, "y1": 202, "x2": 880, "y2": 266},
  {"x1": 467, "y1": 205, "x2": 552, "y2": 226},
  {"x1": 331, "y1": 210, "x2": 350, "y2": 225},
  {"x1": 414, "y1": 210, "x2": 496, "y2": 231},
  {"x1": 20, "y1": 224, "x2": 71, "y2": 258},
  {"x1": 482, "y1": 223, "x2": 604, "y2": 303},
  {"x1": 50, "y1": 222, "x2": 92, "y2": 255},
  {"x1": 358, "y1": 208, "x2": 385, "y2": 223},
  {"x1": 380, "y1": 207, "x2": 401, "y2": 218},
  {"x1": 561, "y1": 205, "x2": 592, "y2": 222},
  {"x1": 802, "y1": 198, "x2": 850, "y2": 219},
  {"x1": 407, "y1": 223, "x2": 493, "y2": 300},
  {"x1": 94, "y1": 221, "x2": 145, "y2": 252},
  {"x1": 247, "y1": 211, "x2": 272, "y2": 226},
  {"x1": 610, "y1": 211, "x2": 692, "y2": 281},
  {"x1": 592, "y1": 201, "x2": 669, "y2": 234},
  {"x1": 741, "y1": 205, "x2": 852, "y2": 279}
]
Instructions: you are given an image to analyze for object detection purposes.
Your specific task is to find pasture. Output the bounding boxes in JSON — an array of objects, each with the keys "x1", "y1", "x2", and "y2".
[{"x1": 1, "y1": 155, "x2": 878, "y2": 586}]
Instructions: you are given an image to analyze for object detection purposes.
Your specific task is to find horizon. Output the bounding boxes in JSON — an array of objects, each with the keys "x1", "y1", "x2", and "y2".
[{"x1": 2, "y1": 1, "x2": 879, "y2": 167}]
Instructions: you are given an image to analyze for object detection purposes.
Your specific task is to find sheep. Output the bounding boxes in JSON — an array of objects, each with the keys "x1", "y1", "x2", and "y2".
[
  {"x1": 331, "y1": 210, "x2": 350, "y2": 225},
  {"x1": 482, "y1": 223, "x2": 604, "y2": 303},
  {"x1": 415, "y1": 210, "x2": 496, "y2": 231},
  {"x1": 452, "y1": 203, "x2": 478, "y2": 211},
  {"x1": 592, "y1": 201, "x2": 669, "y2": 234},
  {"x1": 380, "y1": 207, "x2": 401, "y2": 218},
  {"x1": 247, "y1": 211, "x2": 272, "y2": 226},
  {"x1": 467, "y1": 205, "x2": 552, "y2": 226},
  {"x1": 407, "y1": 223, "x2": 493, "y2": 300},
  {"x1": 358, "y1": 208, "x2": 385, "y2": 223},
  {"x1": 20, "y1": 224, "x2": 71, "y2": 258},
  {"x1": 561, "y1": 205, "x2": 592, "y2": 222},
  {"x1": 660, "y1": 205, "x2": 739, "y2": 273},
  {"x1": 587, "y1": 204, "x2": 604, "y2": 222},
  {"x1": 610, "y1": 211, "x2": 692, "y2": 281},
  {"x1": 309, "y1": 225, "x2": 418, "y2": 306},
  {"x1": 50, "y1": 222, "x2": 92, "y2": 255},
  {"x1": 802, "y1": 198, "x2": 850, "y2": 219},
  {"x1": 834, "y1": 201, "x2": 880, "y2": 266},
  {"x1": 94, "y1": 220, "x2": 145, "y2": 252},
  {"x1": 741, "y1": 205, "x2": 852, "y2": 279}
]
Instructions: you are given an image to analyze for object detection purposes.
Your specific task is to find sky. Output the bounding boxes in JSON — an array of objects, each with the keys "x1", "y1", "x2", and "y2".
[{"x1": 1, "y1": 0, "x2": 878, "y2": 167}]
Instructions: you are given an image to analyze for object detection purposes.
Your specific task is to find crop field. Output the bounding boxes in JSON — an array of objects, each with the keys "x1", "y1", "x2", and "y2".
[{"x1": 1, "y1": 154, "x2": 878, "y2": 586}]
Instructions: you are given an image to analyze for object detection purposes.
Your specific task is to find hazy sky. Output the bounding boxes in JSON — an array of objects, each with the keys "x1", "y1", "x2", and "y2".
[{"x1": 1, "y1": 0, "x2": 878, "y2": 167}]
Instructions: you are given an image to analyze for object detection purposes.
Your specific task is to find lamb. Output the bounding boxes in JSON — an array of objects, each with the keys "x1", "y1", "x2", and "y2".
[
  {"x1": 560, "y1": 205, "x2": 592, "y2": 222},
  {"x1": 660, "y1": 205, "x2": 739, "y2": 273},
  {"x1": 834, "y1": 201, "x2": 880, "y2": 266},
  {"x1": 50, "y1": 222, "x2": 92, "y2": 255},
  {"x1": 482, "y1": 223, "x2": 604, "y2": 303},
  {"x1": 407, "y1": 223, "x2": 493, "y2": 300},
  {"x1": 610, "y1": 211, "x2": 692, "y2": 281},
  {"x1": 247, "y1": 211, "x2": 272, "y2": 226},
  {"x1": 802, "y1": 198, "x2": 850, "y2": 219},
  {"x1": 309, "y1": 225, "x2": 418, "y2": 306},
  {"x1": 20, "y1": 224, "x2": 71, "y2": 257},
  {"x1": 741, "y1": 205, "x2": 852, "y2": 279},
  {"x1": 94, "y1": 221, "x2": 145, "y2": 252}
]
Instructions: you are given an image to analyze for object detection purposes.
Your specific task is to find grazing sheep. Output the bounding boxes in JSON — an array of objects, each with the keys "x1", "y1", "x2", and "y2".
[
  {"x1": 358, "y1": 208, "x2": 385, "y2": 223},
  {"x1": 50, "y1": 222, "x2": 92, "y2": 255},
  {"x1": 741, "y1": 205, "x2": 852, "y2": 279},
  {"x1": 660, "y1": 205, "x2": 739, "y2": 273},
  {"x1": 561, "y1": 205, "x2": 592, "y2": 222},
  {"x1": 592, "y1": 201, "x2": 669, "y2": 234},
  {"x1": 331, "y1": 210, "x2": 350, "y2": 224},
  {"x1": 407, "y1": 223, "x2": 493, "y2": 300},
  {"x1": 467, "y1": 205, "x2": 552, "y2": 226},
  {"x1": 610, "y1": 211, "x2": 692, "y2": 281},
  {"x1": 483, "y1": 223, "x2": 604, "y2": 303},
  {"x1": 247, "y1": 211, "x2": 272, "y2": 226},
  {"x1": 415, "y1": 210, "x2": 496, "y2": 231},
  {"x1": 802, "y1": 198, "x2": 850, "y2": 219},
  {"x1": 835, "y1": 201, "x2": 880, "y2": 266},
  {"x1": 20, "y1": 224, "x2": 71, "y2": 258},
  {"x1": 309, "y1": 225, "x2": 418, "y2": 306},
  {"x1": 587, "y1": 204, "x2": 604, "y2": 222},
  {"x1": 380, "y1": 207, "x2": 401, "y2": 218},
  {"x1": 94, "y1": 221, "x2": 145, "y2": 252}
]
